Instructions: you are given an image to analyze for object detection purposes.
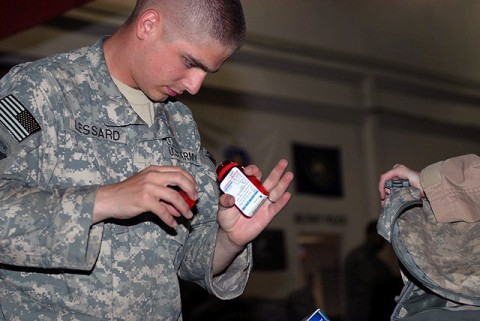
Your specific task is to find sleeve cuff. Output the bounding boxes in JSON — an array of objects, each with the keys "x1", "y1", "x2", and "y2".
[{"x1": 208, "y1": 243, "x2": 252, "y2": 300}]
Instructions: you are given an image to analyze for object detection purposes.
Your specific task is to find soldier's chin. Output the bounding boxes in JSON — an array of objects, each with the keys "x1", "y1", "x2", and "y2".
[{"x1": 147, "y1": 92, "x2": 169, "y2": 103}]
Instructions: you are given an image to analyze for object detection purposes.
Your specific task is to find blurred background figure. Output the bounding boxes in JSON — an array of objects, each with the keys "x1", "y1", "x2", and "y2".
[
  {"x1": 286, "y1": 246, "x2": 318, "y2": 321},
  {"x1": 344, "y1": 220, "x2": 402, "y2": 321}
]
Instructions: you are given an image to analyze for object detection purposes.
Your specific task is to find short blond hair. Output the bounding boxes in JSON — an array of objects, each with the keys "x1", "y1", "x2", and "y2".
[{"x1": 127, "y1": 0, "x2": 246, "y2": 52}]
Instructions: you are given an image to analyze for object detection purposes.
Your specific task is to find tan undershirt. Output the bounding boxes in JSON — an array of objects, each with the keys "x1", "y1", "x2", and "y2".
[{"x1": 112, "y1": 76, "x2": 154, "y2": 127}]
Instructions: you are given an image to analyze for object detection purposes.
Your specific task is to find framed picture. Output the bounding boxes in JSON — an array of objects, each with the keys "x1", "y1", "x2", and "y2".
[{"x1": 293, "y1": 143, "x2": 343, "y2": 197}]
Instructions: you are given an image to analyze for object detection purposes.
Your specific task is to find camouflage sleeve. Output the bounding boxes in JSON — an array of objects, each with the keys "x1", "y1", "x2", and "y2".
[
  {"x1": 420, "y1": 153, "x2": 480, "y2": 222},
  {"x1": 177, "y1": 147, "x2": 252, "y2": 299},
  {"x1": 180, "y1": 222, "x2": 252, "y2": 299},
  {"x1": 209, "y1": 239, "x2": 252, "y2": 300},
  {"x1": 0, "y1": 65, "x2": 102, "y2": 270}
]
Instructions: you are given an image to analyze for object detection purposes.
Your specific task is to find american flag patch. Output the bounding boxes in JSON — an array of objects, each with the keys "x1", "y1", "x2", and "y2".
[{"x1": 0, "y1": 95, "x2": 41, "y2": 142}]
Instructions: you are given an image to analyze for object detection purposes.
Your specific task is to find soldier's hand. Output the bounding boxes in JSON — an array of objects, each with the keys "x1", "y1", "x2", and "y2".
[
  {"x1": 216, "y1": 159, "x2": 293, "y2": 247},
  {"x1": 92, "y1": 165, "x2": 198, "y2": 227},
  {"x1": 378, "y1": 164, "x2": 423, "y2": 207}
]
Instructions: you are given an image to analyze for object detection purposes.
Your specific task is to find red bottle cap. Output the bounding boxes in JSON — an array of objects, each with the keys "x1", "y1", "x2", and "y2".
[
  {"x1": 217, "y1": 160, "x2": 239, "y2": 181},
  {"x1": 179, "y1": 190, "x2": 196, "y2": 209}
]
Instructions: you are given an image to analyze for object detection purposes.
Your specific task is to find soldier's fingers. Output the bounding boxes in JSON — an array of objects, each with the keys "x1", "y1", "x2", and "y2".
[{"x1": 261, "y1": 159, "x2": 289, "y2": 192}]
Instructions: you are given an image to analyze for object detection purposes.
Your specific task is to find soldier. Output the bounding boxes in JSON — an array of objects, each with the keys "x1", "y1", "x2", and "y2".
[{"x1": 0, "y1": 0, "x2": 294, "y2": 319}]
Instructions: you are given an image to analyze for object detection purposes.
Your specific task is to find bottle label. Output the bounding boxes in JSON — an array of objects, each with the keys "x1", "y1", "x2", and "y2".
[{"x1": 219, "y1": 167, "x2": 267, "y2": 217}]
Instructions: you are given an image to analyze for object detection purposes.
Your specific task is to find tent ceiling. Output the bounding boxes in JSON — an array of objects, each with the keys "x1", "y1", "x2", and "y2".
[
  {"x1": 0, "y1": 0, "x2": 134, "y2": 71},
  {"x1": 0, "y1": 0, "x2": 95, "y2": 40}
]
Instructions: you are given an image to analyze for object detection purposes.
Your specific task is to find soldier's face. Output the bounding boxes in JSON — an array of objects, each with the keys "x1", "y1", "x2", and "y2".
[{"x1": 135, "y1": 35, "x2": 233, "y2": 102}]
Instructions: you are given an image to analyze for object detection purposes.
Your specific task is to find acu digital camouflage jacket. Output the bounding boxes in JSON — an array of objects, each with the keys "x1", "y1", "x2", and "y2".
[{"x1": 0, "y1": 37, "x2": 251, "y2": 320}]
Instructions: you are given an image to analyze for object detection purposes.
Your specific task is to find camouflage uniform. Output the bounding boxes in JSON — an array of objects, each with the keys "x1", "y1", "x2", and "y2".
[
  {"x1": 0, "y1": 38, "x2": 252, "y2": 320},
  {"x1": 378, "y1": 186, "x2": 480, "y2": 320}
]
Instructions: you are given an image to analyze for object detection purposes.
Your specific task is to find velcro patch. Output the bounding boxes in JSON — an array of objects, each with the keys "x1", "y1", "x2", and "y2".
[
  {"x1": 203, "y1": 148, "x2": 217, "y2": 167},
  {"x1": 0, "y1": 95, "x2": 41, "y2": 142}
]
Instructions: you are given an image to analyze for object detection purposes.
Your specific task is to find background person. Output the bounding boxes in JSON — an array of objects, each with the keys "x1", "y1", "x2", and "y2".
[{"x1": 344, "y1": 220, "x2": 402, "y2": 321}]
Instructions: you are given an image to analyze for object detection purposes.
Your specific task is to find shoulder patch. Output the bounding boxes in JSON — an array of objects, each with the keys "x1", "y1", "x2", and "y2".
[
  {"x1": 203, "y1": 148, "x2": 217, "y2": 167},
  {"x1": 0, "y1": 95, "x2": 41, "y2": 142}
]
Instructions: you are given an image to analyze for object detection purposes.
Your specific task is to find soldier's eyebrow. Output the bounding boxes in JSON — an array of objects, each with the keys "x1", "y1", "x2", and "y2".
[{"x1": 185, "y1": 54, "x2": 219, "y2": 74}]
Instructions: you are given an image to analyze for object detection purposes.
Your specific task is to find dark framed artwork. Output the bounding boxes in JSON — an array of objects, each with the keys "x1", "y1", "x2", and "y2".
[
  {"x1": 252, "y1": 229, "x2": 287, "y2": 271},
  {"x1": 292, "y1": 143, "x2": 343, "y2": 197}
]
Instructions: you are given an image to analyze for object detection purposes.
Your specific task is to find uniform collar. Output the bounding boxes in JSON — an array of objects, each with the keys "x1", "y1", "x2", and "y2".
[{"x1": 87, "y1": 36, "x2": 145, "y2": 127}]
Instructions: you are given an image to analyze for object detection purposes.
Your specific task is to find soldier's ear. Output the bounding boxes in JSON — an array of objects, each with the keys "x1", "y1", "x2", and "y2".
[{"x1": 136, "y1": 9, "x2": 160, "y2": 40}]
